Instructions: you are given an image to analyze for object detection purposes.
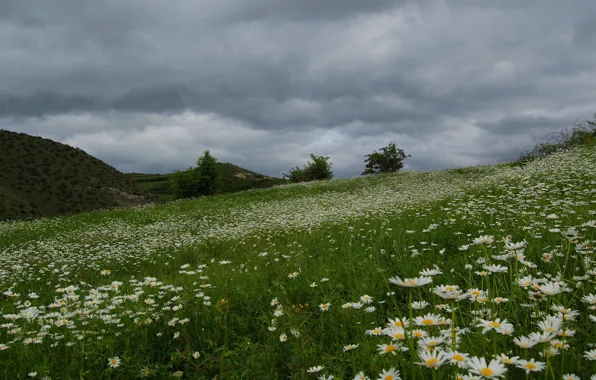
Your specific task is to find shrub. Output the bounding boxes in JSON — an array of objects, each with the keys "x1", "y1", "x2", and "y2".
[{"x1": 283, "y1": 154, "x2": 333, "y2": 183}]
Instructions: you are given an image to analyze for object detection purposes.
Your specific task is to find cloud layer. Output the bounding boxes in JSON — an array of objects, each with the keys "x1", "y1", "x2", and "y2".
[{"x1": 1, "y1": 0, "x2": 595, "y2": 177}]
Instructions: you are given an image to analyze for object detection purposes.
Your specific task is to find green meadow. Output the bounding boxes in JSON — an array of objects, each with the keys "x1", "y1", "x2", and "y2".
[{"x1": 0, "y1": 146, "x2": 595, "y2": 379}]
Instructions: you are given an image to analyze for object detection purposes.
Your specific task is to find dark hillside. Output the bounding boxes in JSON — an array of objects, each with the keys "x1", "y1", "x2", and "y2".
[{"x1": 0, "y1": 130, "x2": 153, "y2": 221}]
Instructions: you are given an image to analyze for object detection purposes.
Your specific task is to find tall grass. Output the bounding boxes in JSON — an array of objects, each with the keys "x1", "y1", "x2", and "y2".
[{"x1": 0, "y1": 146, "x2": 594, "y2": 379}]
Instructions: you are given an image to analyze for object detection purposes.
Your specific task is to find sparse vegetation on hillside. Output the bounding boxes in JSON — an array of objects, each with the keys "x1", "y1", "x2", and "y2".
[
  {"x1": 0, "y1": 130, "x2": 152, "y2": 221},
  {"x1": 515, "y1": 113, "x2": 596, "y2": 165},
  {"x1": 0, "y1": 144, "x2": 594, "y2": 379}
]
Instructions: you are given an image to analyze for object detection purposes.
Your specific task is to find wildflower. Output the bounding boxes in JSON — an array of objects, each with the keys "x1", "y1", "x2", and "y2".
[
  {"x1": 494, "y1": 353, "x2": 519, "y2": 365},
  {"x1": 192, "y1": 351, "x2": 200, "y2": 359},
  {"x1": 414, "y1": 313, "x2": 442, "y2": 326},
  {"x1": 473, "y1": 235, "x2": 494, "y2": 245},
  {"x1": 307, "y1": 366, "x2": 324, "y2": 373},
  {"x1": 475, "y1": 318, "x2": 508, "y2": 334},
  {"x1": 388, "y1": 276, "x2": 433, "y2": 287},
  {"x1": 288, "y1": 272, "x2": 299, "y2": 279},
  {"x1": 377, "y1": 367, "x2": 400, "y2": 380},
  {"x1": 366, "y1": 327, "x2": 383, "y2": 336},
  {"x1": 516, "y1": 359, "x2": 546, "y2": 374},
  {"x1": 418, "y1": 336, "x2": 446, "y2": 350},
  {"x1": 584, "y1": 349, "x2": 596, "y2": 360},
  {"x1": 562, "y1": 374, "x2": 580, "y2": 380},
  {"x1": 172, "y1": 371, "x2": 183, "y2": 377},
  {"x1": 446, "y1": 350, "x2": 470, "y2": 367},
  {"x1": 418, "y1": 350, "x2": 449, "y2": 370},
  {"x1": 386, "y1": 317, "x2": 409, "y2": 328},
  {"x1": 279, "y1": 333, "x2": 287, "y2": 342},
  {"x1": 353, "y1": 371, "x2": 370, "y2": 380},
  {"x1": 581, "y1": 294, "x2": 596, "y2": 304},
  {"x1": 383, "y1": 327, "x2": 406, "y2": 341},
  {"x1": 466, "y1": 356, "x2": 507, "y2": 378},
  {"x1": 377, "y1": 343, "x2": 406, "y2": 355},
  {"x1": 365, "y1": 306, "x2": 376, "y2": 313},
  {"x1": 412, "y1": 301, "x2": 430, "y2": 310},
  {"x1": 100, "y1": 269, "x2": 111, "y2": 276},
  {"x1": 107, "y1": 356, "x2": 121, "y2": 368},
  {"x1": 360, "y1": 295, "x2": 373, "y2": 304},
  {"x1": 344, "y1": 344, "x2": 359, "y2": 351},
  {"x1": 319, "y1": 303, "x2": 331, "y2": 311},
  {"x1": 483, "y1": 264, "x2": 508, "y2": 273},
  {"x1": 28, "y1": 373, "x2": 37, "y2": 378},
  {"x1": 513, "y1": 336, "x2": 539, "y2": 349},
  {"x1": 420, "y1": 267, "x2": 442, "y2": 276}
]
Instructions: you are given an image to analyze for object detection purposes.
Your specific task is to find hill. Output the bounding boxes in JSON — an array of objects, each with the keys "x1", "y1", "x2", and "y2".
[
  {"x1": 0, "y1": 130, "x2": 153, "y2": 221},
  {"x1": 127, "y1": 162, "x2": 287, "y2": 201}
]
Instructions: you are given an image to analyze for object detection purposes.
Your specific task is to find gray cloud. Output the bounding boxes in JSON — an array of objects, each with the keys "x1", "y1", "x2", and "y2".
[{"x1": 1, "y1": 0, "x2": 595, "y2": 178}]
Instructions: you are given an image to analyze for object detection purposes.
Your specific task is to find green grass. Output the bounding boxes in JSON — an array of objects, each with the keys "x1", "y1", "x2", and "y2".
[
  {"x1": 0, "y1": 146, "x2": 595, "y2": 379},
  {"x1": 0, "y1": 130, "x2": 153, "y2": 221}
]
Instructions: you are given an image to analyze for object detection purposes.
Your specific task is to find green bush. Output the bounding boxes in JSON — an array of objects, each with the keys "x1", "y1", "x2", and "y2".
[{"x1": 283, "y1": 154, "x2": 333, "y2": 183}]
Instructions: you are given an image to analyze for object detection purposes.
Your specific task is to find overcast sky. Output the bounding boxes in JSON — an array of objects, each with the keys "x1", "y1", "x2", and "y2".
[{"x1": 1, "y1": 1, "x2": 595, "y2": 178}]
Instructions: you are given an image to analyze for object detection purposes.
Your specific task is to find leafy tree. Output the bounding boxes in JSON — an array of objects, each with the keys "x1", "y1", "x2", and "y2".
[
  {"x1": 284, "y1": 154, "x2": 333, "y2": 183},
  {"x1": 169, "y1": 150, "x2": 221, "y2": 199},
  {"x1": 362, "y1": 142, "x2": 410, "y2": 175},
  {"x1": 195, "y1": 150, "x2": 221, "y2": 196}
]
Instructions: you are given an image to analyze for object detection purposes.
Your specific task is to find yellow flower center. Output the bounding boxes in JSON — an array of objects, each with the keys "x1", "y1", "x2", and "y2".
[
  {"x1": 384, "y1": 376, "x2": 394, "y2": 380},
  {"x1": 481, "y1": 368, "x2": 493, "y2": 376},
  {"x1": 385, "y1": 345, "x2": 396, "y2": 353},
  {"x1": 422, "y1": 319, "x2": 434, "y2": 325},
  {"x1": 428, "y1": 340, "x2": 437, "y2": 346},
  {"x1": 489, "y1": 321, "x2": 501, "y2": 328},
  {"x1": 553, "y1": 342, "x2": 563, "y2": 348},
  {"x1": 394, "y1": 333, "x2": 405, "y2": 339},
  {"x1": 426, "y1": 358, "x2": 439, "y2": 367},
  {"x1": 503, "y1": 358, "x2": 512, "y2": 364},
  {"x1": 446, "y1": 286, "x2": 454, "y2": 291},
  {"x1": 453, "y1": 354, "x2": 464, "y2": 361},
  {"x1": 414, "y1": 331, "x2": 423, "y2": 337},
  {"x1": 525, "y1": 363, "x2": 537, "y2": 370}
]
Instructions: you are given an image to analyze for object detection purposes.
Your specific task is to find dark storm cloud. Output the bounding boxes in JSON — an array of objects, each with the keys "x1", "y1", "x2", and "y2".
[{"x1": 1, "y1": 0, "x2": 595, "y2": 177}]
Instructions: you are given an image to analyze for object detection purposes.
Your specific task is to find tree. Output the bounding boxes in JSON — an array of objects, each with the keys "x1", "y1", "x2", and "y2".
[
  {"x1": 362, "y1": 142, "x2": 410, "y2": 175},
  {"x1": 283, "y1": 154, "x2": 333, "y2": 183},
  {"x1": 195, "y1": 150, "x2": 221, "y2": 196},
  {"x1": 169, "y1": 150, "x2": 221, "y2": 199}
]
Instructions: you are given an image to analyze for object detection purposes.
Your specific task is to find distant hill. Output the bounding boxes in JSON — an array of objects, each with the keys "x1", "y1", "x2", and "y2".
[
  {"x1": 127, "y1": 162, "x2": 287, "y2": 201},
  {"x1": 0, "y1": 130, "x2": 153, "y2": 221}
]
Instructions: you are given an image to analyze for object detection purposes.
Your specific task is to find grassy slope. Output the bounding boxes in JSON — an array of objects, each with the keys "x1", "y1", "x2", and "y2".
[
  {"x1": 126, "y1": 163, "x2": 287, "y2": 201},
  {"x1": 0, "y1": 130, "x2": 153, "y2": 221},
  {"x1": 0, "y1": 146, "x2": 594, "y2": 379}
]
